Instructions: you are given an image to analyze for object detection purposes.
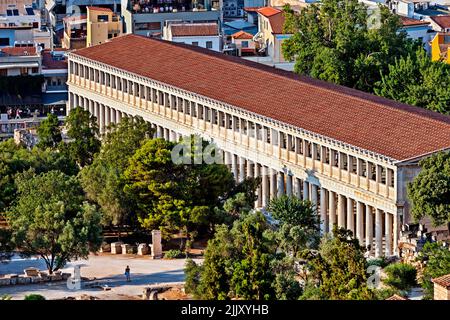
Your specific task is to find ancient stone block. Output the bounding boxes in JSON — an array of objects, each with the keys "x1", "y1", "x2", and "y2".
[
  {"x1": 111, "y1": 242, "x2": 123, "y2": 254},
  {"x1": 137, "y1": 243, "x2": 149, "y2": 255}
]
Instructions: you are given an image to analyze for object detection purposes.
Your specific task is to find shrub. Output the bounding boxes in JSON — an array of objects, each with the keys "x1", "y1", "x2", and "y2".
[
  {"x1": 164, "y1": 249, "x2": 183, "y2": 259},
  {"x1": 384, "y1": 263, "x2": 417, "y2": 291},
  {"x1": 367, "y1": 257, "x2": 389, "y2": 268},
  {"x1": 24, "y1": 294, "x2": 46, "y2": 300}
]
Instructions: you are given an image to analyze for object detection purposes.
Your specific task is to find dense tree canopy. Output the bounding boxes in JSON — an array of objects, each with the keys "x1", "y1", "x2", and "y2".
[
  {"x1": 0, "y1": 139, "x2": 78, "y2": 212},
  {"x1": 63, "y1": 107, "x2": 101, "y2": 167},
  {"x1": 7, "y1": 170, "x2": 102, "y2": 273},
  {"x1": 375, "y1": 49, "x2": 450, "y2": 114},
  {"x1": 80, "y1": 116, "x2": 153, "y2": 227},
  {"x1": 417, "y1": 242, "x2": 450, "y2": 299},
  {"x1": 124, "y1": 136, "x2": 237, "y2": 242},
  {"x1": 407, "y1": 151, "x2": 450, "y2": 226},
  {"x1": 299, "y1": 227, "x2": 375, "y2": 300},
  {"x1": 267, "y1": 195, "x2": 320, "y2": 256},
  {"x1": 185, "y1": 212, "x2": 302, "y2": 300},
  {"x1": 282, "y1": 0, "x2": 416, "y2": 92},
  {"x1": 36, "y1": 113, "x2": 62, "y2": 150}
]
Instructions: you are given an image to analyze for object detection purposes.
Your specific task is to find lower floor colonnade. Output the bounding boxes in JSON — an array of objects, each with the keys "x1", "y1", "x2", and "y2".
[{"x1": 71, "y1": 94, "x2": 399, "y2": 258}]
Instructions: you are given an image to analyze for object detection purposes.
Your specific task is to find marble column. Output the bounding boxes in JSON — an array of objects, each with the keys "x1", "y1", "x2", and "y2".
[
  {"x1": 277, "y1": 171, "x2": 284, "y2": 198},
  {"x1": 346, "y1": 198, "x2": 354, "y2": 234},
  {"x1": 99, "y1": 104, "x2": 105, "y2": 134},
  {"x1": 286, "y1": 174, "x2": 293, "y2": 196},
  {"x1": 231, "y1": 154, "x2": 238, "y2": 180},
  {"x1": 239, "y1": 157, "x2": 245, "y2": 182},
  {"x1": 303, "y1": 180, "x2": 309, "y2": 201},
  {"x1": 365, "y1": 204, "x2": 373, "y2": 254},
  {"x1": 311, "y1": 184, "x2": 318, "y2": 208},
  {"x1": 294, "y1": 178, "x2": 301, "y2": 198},
  {"x1": 338, "y1": 194, "x2": 346, "y2": 228},
  {"x1": 320, "y1": 188, "x2": 327, "y2": 234},
  {"x1": 328, "y1": 190, "x2": 336, "y2": 231},
  {"x1": 89, "y1": 100, "x2": 94, "y2": 116},
  {"x1": 375, "y1": 209, "x2": 383, "y2": 258},
  {"x1": 105, "y1": 106, "x2": 111, "y2": 128},
  {"x1": 224, "y1": 151, "x2": 231, "y2": 170},
  {"x1": 110, "y1": 108, "x2": 116, "y2": 124},
  {"x1": 254, "y1": 163, "x2": 261, "y2": 208},
  {"x1": 356, "y1": 201, "x2": 365, "y2": 246},
  {"x1": 262, "y1": 166, "x2": 269, "y2": 206},
  {"x1": 385, "y1": 212, "x2": 392, "y2": 256},
  {"x1": 270, "y1": 168, "x2": 277, "y2": 200},
  {"x1": 393, "y1": 213, "x2": 399, "y2": 256},
  {"x1": 247, "y1": 160, "x2": 254, "y2": 178}
]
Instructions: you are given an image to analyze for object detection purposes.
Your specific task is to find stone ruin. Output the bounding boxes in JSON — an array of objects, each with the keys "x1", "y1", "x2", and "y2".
[
  {"x1": 0, "y1": 267, "x2": 71, "y2": 287},
  {"x1": 399, "y1": 223, "x2": 433, "y2": 262},
  {"x1": 100, "y1": 230, "x2": 162, "y2": 258}
]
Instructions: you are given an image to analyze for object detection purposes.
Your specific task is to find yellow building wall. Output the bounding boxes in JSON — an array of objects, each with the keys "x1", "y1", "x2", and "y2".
[
  {"x1": 430, "y1": 33, "x2": 450, "y2": 64},
  {"x1": 87, "y1": 9, "x2": 122, "y2": 47}
]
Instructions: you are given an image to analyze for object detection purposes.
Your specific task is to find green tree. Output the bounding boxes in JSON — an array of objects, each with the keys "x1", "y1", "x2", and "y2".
[
  {"x1": 80, "y1": 116, "x2": 153, "y2": 228},
  {"x1": 282, "y1": 0, "x2": 416, "y2": 92},
  {"x1": 407, "y1": 151, "x2": 450, "y2": 226},
  {"x1": 383, "y1": 262, "x2": 417, "y2": 291},
  {"x1": 267, "y1": 195, "x2": 320, "y2": 256},
  {"x1": 230, "y1": 213, "x2": 276, "y2": 300},
  {"x1": 124, "y1": 137, "x2": 237, "y2": 245},
  {"x1": 64, "y1": 107, "x2": 101, "y2": 167},
  {"x1": 0, "y1": 228, "x2": 13, "y2": 261},
  {"x1": 185, "y1": 212, "x2": 301, "y2": 300},
  {"x1": 299, "y1": 226, "x2": 375, "y2": 300},
  {"x1": 36, "y1": 113, "x2": 62, "y2": 149},
  {"x1": 0, "y1": 139, "x2": 77, "y2": 212},
  {"x1": 24, "y1": 294, "x2": 46, "y2": 300},
  {"x1": 375, "y1": 48, "x2": 450, "y2": 114},
  {"x1": 7, "y1": 170, "x2": 102, "y2": 273},
  {"x1": 417, "y1": 241, "x2": 450, "y2": 299}
]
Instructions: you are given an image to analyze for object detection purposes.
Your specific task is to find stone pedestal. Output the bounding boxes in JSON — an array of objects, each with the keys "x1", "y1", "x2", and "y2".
[
  {"x1": 121, "y1": 244, "x2": 130, "y2": 255},
  {"x1": 111, "y1": 242, "x2": 123, "y2": 254},
  {"x1": 99, "y1": 242, "x2": 111, "y2": 253},
  {"x1": 151, "y1": 230, "x2": 162, "y2": 259},
  {"x1": 137, "y1": 243, "x2": 149, "y2": 255}
]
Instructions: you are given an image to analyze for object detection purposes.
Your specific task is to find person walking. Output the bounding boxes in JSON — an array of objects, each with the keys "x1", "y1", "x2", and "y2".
[{"x1": 125, "y1": 265, "x2": 131, "y2": 282}]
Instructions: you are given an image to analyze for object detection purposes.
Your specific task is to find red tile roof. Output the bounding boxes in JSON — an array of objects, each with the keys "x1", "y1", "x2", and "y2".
[
  {"x1": 257, "y1": 7, "x2": 287, "y2": 34},
  {"x1": 268, "y1": 11, "x2": 287, "y2": 34},
  {"x1": 400, "y1": 16, "x2": 430, "y2": 27},
  {"x1": 72, "y1": 35, "x2": 450, "y2": 161},
  {"x1": 431, "y1": 15, "x2": 450, "y2": 29},
  {"x1": 42, "y1": 50, "x2": 68, "y2": 70},
  {"x1": 432, "y1": 274, "x2": 450, "y2": 288},
  {"x1": 87, "y1": 6, "x2": 112, "y2": 12},
  {"x1": 170, "y1": 23, "x2": 219, "y2": 37},
  {"x1": 244, "y1": 7, "x2": 262, "y2": 12},
  {"x1": 257, "y1": 7, "x2": 282, "y2": 17},
  {"x1": 0, "y1": 46, "x2": 37, "y2": 56},
  {"x1": 231, "y1": 30, "x2": 254, "y2": 40}
]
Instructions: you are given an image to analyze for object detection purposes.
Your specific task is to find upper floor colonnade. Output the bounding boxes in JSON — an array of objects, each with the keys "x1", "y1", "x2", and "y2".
[{"x1": 67, "y1": 56, "x2": 403, "y2": 258}]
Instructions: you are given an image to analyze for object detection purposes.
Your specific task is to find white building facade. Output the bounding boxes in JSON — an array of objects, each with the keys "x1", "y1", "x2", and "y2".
[{"x1": 67, "y1": 35, "x2": 450, "y2": 258}]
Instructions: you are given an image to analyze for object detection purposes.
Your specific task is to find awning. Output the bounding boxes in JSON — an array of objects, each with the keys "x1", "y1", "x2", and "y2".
[
  {"x1": 0, "y1": 62, "x2": 39, "y2": 69},
  {"x1": 42, "y1": 92, "x2": 68, "y2": 106}
]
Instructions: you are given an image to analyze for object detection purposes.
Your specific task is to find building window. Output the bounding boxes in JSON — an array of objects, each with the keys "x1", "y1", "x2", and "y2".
[
  {"x1": 192, "y1": 41, "x2": 199, "y2": 46},
  {"x1": 241, "y1": 41, "x2": 249, "y2": 48},
  {"x1": 206, "y1": 41, "x2": 213, "y2": 49},
  {"x1": 97, "y1": 15, "x2": 109, "y2": 22},
  {"x1": 0, "y1": 38, "x2": 10, "y2": 46}
]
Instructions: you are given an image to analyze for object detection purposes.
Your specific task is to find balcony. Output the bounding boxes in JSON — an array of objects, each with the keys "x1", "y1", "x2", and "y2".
[{"x1": 129, "y1": 0, "x2": 219, "y2": 14}]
